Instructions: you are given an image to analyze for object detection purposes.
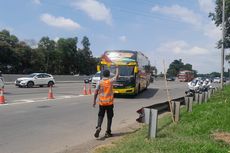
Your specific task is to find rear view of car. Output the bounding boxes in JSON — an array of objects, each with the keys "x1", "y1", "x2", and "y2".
[
  {"x1": 166, "y1": 77, "x2": 175, "y2": 81},
  {"x1": 213, "y1": 77, "x2": 221, "y2": 83},
  {"x1": 15, "y1": 73, "x2": 55, "y2": 88},
  {"x1": 91, "y1": 71, "x2": 101, "y2": 87}
]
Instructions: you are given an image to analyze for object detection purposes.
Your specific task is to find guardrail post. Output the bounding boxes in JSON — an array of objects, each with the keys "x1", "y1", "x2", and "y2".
[
  {"x1": 208, "y1": 90, "x2": 211, "y2": 99},
  {"x1": 171, "y1": 101, "x2": 175, "y2": 117},
  {"x1": 211, "y1": 88, "x2": 215, "y2": 95},
  {"x1": 184, "y1": 96, "x2": 189, "y2": 110},
  {"x1": 188, "y1": 97, "x2": 193, "y2": 112},
  {"x1": 198, "y1": 93, "x2": 203, "y2": 104},
  {"x1": 174, "y1": 101, "x2": 180, "y2": 122},
  {"x1": 204, "y1": 91, "x2": 208, "y2": 103},
  {"x1": 194, "y1": 93, "x2": 199, "y2": 104},
  {"x1": 148, "y1": 109, "x2": 158, "y2": 139},
  {"x1": 144, "y1": 108, "x2": 150, "y2": 124}
]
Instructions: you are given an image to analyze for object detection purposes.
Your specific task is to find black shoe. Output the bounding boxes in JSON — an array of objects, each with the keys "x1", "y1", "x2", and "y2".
[
  {"x1": 94, "y1": 127, "x2": 101, "y2": 138},
  {"x1": 105, "y1": 131, "x2": 113, "y2": 138}
]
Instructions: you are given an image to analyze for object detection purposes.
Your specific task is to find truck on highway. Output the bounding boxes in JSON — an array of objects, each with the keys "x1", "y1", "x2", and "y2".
[
  {"x1": 97, "y1": 50, "x2": 151, "y2": 95},
  {"x1": 178, "y1": 70, "x2": 194, "y2": 82}
]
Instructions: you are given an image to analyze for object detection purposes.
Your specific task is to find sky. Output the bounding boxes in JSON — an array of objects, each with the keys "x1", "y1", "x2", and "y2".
[{"x1": 0, "y1": 0, "x2": 227, "y2": 74}]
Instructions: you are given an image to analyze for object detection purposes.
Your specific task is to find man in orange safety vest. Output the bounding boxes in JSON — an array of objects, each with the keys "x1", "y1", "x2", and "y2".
[{"x1": 93, "y1": 66, "x2": 119, "y2": 138}]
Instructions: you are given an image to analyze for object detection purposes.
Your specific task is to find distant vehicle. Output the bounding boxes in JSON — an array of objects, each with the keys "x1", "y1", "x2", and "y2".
[
  {"x1": 150, "y1": 75, "x2": 154, "y2": 83},
  {"x1": 213, "y1": 77, "x2": 221, "y2": 83},
  {"x1": 178, "y1": 70, "x2": 194, "y2": 82},
  {"x1": 213, "y1": 77, "x2": 226, "y2": 83},
  {"x1": 98, "y1": 50, "x2": 151, "y2": 95},
  {"x1": 0, "y1": 77, "x2": 4, "y2": 89},
  {"x1": 15, "y1": 73, "x2": 55, "y2": 88},
  {"x1": 91, "y1": 71, "x2": 101, "y2": 87},
  {"x1": 166, "y1": 77, "x2": 175, "y2": 81}
]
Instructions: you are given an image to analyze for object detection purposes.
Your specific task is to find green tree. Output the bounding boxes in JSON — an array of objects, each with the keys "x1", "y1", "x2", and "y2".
[
  {"x1": 167, "y1": 59, "x2": 195, "y2": 77},
  {"x1": 0, "y1": 29, "x2": 97, "y2": 75},
  {"x1": 209, "y1": 0, "x2": 230, "y2": 49},
  {"x1": 30, "y1": 48, "x2": 46, "y2": 72},
  {"x1": 183, "y1": 63, "x2": 192, "y2": 71},
  {"x1": 14, "y1": 41, "x2": 33, "y2": 73},
  {"x1": 78, "y1": 36, "x2": 95, "y2": 75},
  {"x1": 57, "y1": 37, "x2": 78, "y2": 74},
  {"x1": 167, "y1": 59, "x2": 184, "y2": 77},
  {"x1": 37, "y1": 37, "x2": 56, "y2": 73},
  {"x1": 0, "y1": 29, "x2": 20, "y2": 73},
  {"x1": 150, "y1": 66, "x2": 157, "y2": 76}
]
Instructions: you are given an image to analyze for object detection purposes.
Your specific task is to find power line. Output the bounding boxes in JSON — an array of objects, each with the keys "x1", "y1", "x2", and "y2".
[{"x1": 39, "y1": 0, "x2": 195, "y2": 26}]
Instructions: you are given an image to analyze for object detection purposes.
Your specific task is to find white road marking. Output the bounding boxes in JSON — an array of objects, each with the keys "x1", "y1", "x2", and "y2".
[
  {"x1": 0, "y1": 95, "x2": 87, "y2": 107},
  {"x1": 15, "y1": 99, "x2": 35, "y2": 103}
]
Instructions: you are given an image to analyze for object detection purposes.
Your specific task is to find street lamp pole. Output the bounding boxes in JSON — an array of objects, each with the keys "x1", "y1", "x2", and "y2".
[{"x1": 221, "y1": 0, "x2": 225, "y2": 89}]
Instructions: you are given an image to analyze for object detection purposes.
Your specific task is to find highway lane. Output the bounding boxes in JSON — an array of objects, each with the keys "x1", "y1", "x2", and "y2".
[
  {"x1": 0, "y1": 80, "x2": 187, "y2": 153},
  {"x1": 3, "y1": 83, "x2": 85, "y2": 104}
]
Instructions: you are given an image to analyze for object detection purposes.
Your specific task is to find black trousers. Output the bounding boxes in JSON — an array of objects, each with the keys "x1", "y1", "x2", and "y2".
[{"x1": 97, "y1": 104, "x2": 114, "y2": 133}]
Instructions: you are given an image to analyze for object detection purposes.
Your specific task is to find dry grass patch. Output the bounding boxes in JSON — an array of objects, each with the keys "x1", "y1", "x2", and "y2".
[{"x1": 212, "y1": 132, "x2": 230, "y2": 144}]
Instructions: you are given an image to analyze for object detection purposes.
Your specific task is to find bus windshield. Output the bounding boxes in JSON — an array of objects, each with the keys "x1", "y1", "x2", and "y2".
[
  {"x1": 101, "y1": 65, "x2": 134, "y2": 77},
  {"x1": 119, "y1": 66, "x2": 134, "y2": 76}
]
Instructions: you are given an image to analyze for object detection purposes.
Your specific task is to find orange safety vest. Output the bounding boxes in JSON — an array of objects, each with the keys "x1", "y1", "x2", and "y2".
[{"x1": 98, "y1": 79, "x2": 114, "y2": 106}]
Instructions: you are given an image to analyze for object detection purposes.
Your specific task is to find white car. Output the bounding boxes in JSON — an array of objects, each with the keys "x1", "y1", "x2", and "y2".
[
  {"x1": 15, "y1": 73, "x2": 55, "y2": 88},
  {"x1": 0, "y1": 77, "x2": 4, "y2": 89},
  {"x1": 213, "y1": 77, "x2": 221, "y2": 83},
  {"x1": 91, "y1": 71, "x2": 101, "y2": 87}
]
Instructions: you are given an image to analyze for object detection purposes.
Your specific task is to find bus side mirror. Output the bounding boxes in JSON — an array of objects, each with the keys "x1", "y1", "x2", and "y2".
[
  {"x1": 97, "y1": 65, "x2": 100, "y2": 72},
  {"x1": 134, "y1": 66, "x2": 138, "y2": 73}
]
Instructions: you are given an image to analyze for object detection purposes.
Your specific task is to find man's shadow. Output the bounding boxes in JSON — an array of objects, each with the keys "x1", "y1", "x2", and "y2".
[{"x1": 96, "y1": 129, "x2": 139, "y2": 141}]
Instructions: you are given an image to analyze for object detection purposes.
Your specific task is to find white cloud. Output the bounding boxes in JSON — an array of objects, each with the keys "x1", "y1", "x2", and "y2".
[
  {"x1": 198, "y1": 0, "x2": 215, "y2": 13},
  {"x1": 40, "y1": 13, "x2": 81, "y2": 30},
  {"x1": 203, "y1": 21, "x2": 221, "y2": 39},
  {"x1": 119, "y1": 36, "x2": 127, "y2": 43},
  {"x1": 72, "y1": 0, "x2": 112, "y2": 25},
  {"x1": 32, "y1": 0, "x2": 41, "y2": 5},
  {"x1": 156, "y1": 40, "x2": 208, "y2": 55},
  {"x1": 151, "y1": 4, "x2": 202, "y2": 26},
  {"x1": 152, "y1": 40, "x2": 219, "y2": 73},
  {"x1": 151, "y1": 4, "x2": 221, "y2": 40}
]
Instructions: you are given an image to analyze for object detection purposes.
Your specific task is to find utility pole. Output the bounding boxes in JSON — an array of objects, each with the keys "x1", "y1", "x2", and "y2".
[{"x1": 221, "y1": 0, "x2": 225, "y2": 89}]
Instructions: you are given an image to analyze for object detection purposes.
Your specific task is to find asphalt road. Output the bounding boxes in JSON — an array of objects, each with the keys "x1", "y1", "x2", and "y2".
[{"x1": 0, "y1": 80, "x2": 188, "y2": 153}]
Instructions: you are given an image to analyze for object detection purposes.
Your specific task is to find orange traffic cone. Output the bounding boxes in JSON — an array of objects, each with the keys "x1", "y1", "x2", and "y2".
[
  {"x1": 88, "y1": 83, "x2": 92, "y2": 95},
  {"x1": 48, "y1": 85, "x2": 54, "y2": 99},
  {"x1": 83, "y1": 83, "x2": 88, "y2": 95},
  {"x1": 0, "y1": 88, "x2": 5, "y2": 104}
]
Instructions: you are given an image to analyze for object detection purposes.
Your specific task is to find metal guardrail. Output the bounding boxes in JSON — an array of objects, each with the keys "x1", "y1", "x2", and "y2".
[
  {"x1": 136, "y1": 87, "x2": 221, "y2": 139},
  {"x1": 146, "y1": 97, "x2": 185, "y2": 114},
  {"x1": 136, "y1": 96, "x2": 185, "y2": 122}
]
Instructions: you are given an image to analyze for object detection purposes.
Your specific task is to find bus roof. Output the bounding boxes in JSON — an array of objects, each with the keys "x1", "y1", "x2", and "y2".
[
  {"x1": 105, "y1": 50, "x2": 138, "y2": 54},
  {"x1": 179, "y1": 70, "x2": 193, "y2": 72},
  {"x1": 105, "y1": 50, "x2": 148, "y2": 59}
]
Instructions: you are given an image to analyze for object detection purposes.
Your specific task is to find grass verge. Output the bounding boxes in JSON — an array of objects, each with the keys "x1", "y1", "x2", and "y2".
[{"x1": 94, "y1": 86, "x2": 230, "y2": 153}]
